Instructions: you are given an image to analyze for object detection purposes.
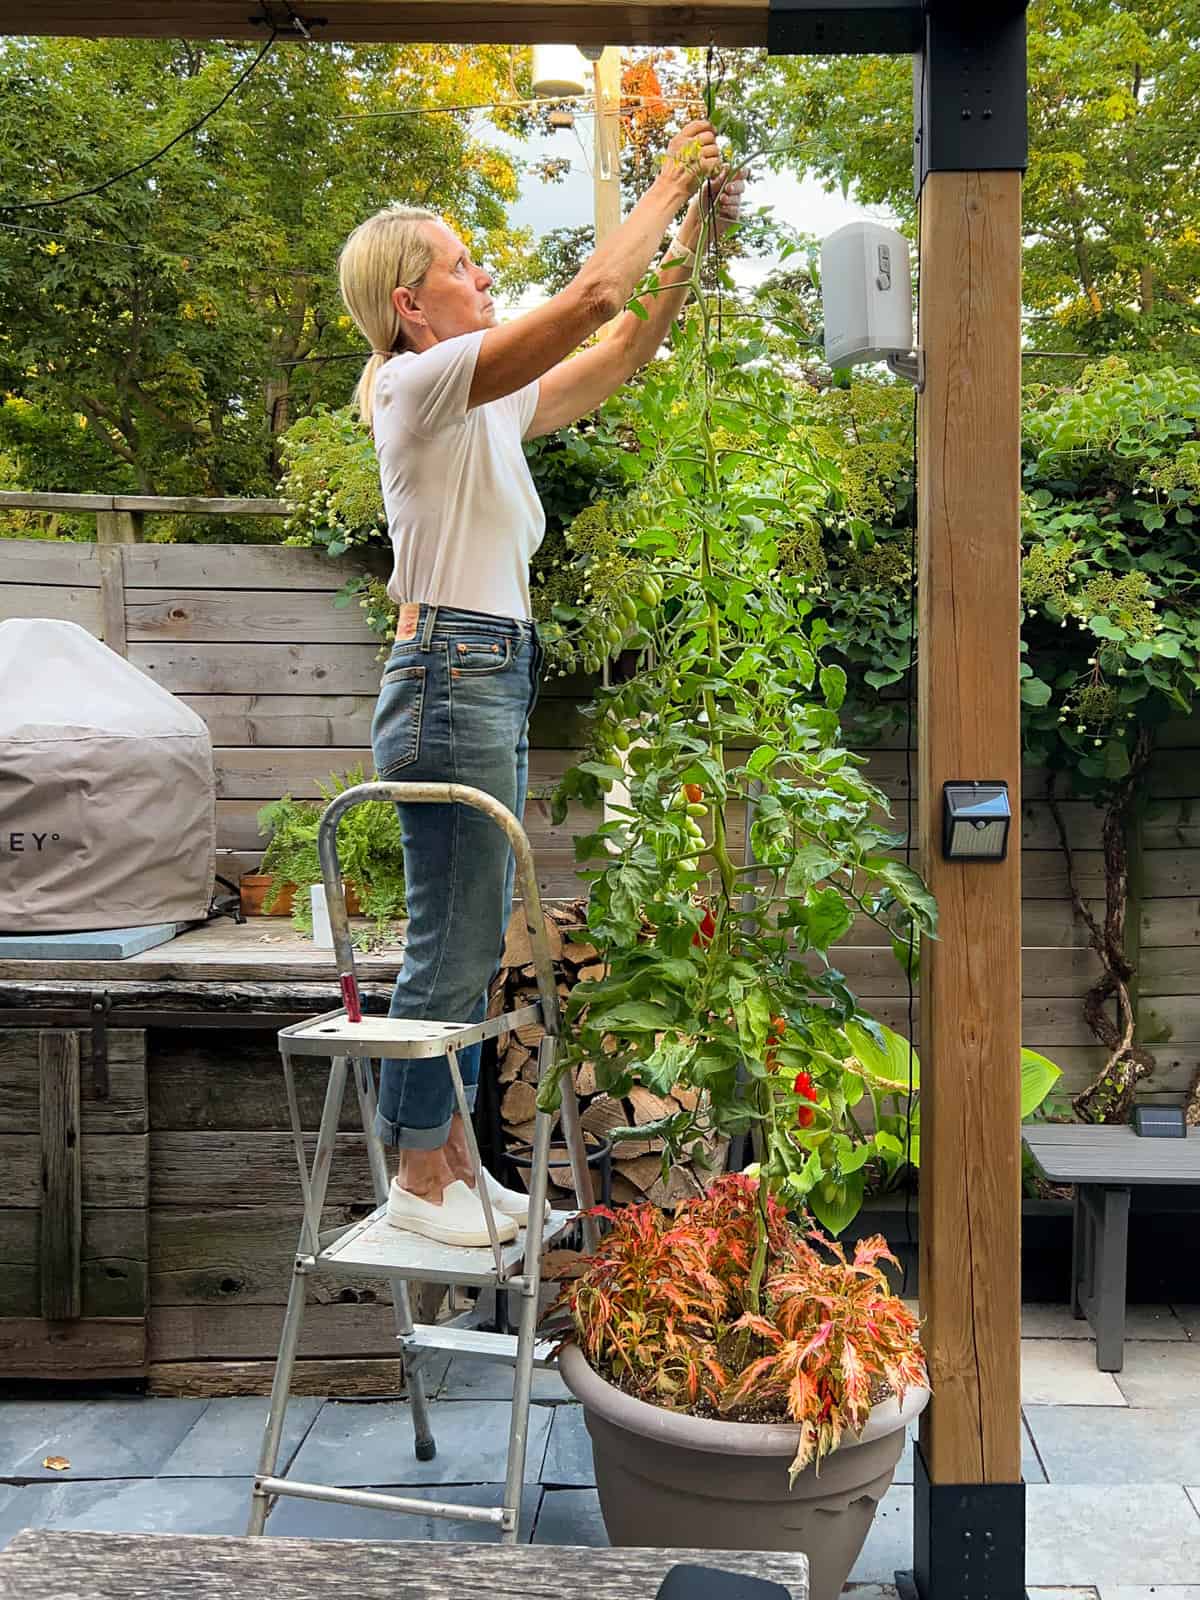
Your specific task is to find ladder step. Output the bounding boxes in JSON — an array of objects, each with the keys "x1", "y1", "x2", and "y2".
[
  {"x1": 255, "y1": 1477, "x2": 508, "y2": 1527},
  {"x1": 279, "y1": 1003, "x2": 542, "y2": 1060},
  {"x1": 314, "y1": 1205, "x2": 579, "y2": 1288},
  {"x1": 403, "y1": 1322, "x2": 559, "y2": 1367}
]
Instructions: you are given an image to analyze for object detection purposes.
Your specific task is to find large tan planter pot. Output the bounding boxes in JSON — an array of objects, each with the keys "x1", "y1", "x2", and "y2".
[{"x1": 558, "y1": 1341, "x2": 929, "y2": 1600}]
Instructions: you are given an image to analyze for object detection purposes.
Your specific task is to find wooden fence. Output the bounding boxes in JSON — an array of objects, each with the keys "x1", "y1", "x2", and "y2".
[{"x1": 2, "y1": 505, "x2": 1199, "y2": 1108}]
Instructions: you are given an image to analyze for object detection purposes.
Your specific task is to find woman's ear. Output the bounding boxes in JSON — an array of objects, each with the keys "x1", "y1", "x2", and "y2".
[{"x1": 392, "y1": 283, "x2": 425, "y2": 335}]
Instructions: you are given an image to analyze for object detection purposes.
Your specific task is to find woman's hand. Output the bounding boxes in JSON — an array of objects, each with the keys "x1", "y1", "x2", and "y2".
[
  {"x1": 660, "y1": 119, "x2": 723, "y2": 197},
  {"x1": 696, "y1": 165, "x2": 747, "y2": 240}
]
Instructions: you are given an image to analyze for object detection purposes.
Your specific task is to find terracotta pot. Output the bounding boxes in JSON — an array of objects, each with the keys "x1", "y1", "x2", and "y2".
[
  {"x1": 557, "y1": 1341, "x2": 929, "y2": 1600},
  {"x1": 239, "y1": 875, "x2": 362, "y2": 919},
  {"x1": 239, "y1": 874, "x2": 295, "y2": 917}
]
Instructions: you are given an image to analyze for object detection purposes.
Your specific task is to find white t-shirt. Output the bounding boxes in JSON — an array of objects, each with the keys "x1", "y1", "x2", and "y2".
[{"x1": 373, "y1": 330, "x2": 545, "y2": 621}]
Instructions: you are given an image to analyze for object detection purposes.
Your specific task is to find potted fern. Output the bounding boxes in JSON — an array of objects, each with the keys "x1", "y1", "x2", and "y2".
[{"x1": 250, "y1": 767, "x2": 405, "y2": 945}]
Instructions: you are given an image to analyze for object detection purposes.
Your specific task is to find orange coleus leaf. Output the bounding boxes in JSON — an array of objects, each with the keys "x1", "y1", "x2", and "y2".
[{"x1": 731, "y1": 1312, "x2": 785, "y2": 1346}]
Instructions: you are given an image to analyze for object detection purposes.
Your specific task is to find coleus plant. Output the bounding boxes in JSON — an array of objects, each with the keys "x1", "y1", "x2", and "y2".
[
  {"x1": 539, "y1": 159, "x2": 938, "y2": 1256},
  {"x1": 556, "y1": 1174, "x2": 928, "y2": 1479}
]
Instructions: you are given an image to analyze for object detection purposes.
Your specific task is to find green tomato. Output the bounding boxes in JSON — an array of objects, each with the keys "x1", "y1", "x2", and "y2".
[
  {"x1": 686, "y1": 801, "x2": 708, "y2": 817},
  {"x1": 612, "y1": 725, "x2": 632, "y2": 752}
]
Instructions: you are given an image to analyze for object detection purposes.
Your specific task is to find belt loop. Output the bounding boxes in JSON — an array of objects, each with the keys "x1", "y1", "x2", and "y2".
[{"x1": 420, "y1": 603, "x2": 439, "y2": 649}]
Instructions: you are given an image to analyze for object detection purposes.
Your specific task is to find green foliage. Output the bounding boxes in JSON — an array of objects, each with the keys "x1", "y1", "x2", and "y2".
[
  {"x1": 538, "y1": 225, "x2": 937, "y2": 1249},
  {"x1": 727, "y1": 1, "x2": 1200, "y2": 360},
  {"x1": 0, "y1": 38, "x2": 535, "y2": 500},
  {"x1": 257, "y1": 767, "x2": 405, "y2": 947}
]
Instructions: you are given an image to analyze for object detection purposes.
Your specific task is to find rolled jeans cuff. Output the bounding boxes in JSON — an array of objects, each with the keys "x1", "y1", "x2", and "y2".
[{"x1": 374, "y1": 1080, "x2": 478, "y2": 1151}]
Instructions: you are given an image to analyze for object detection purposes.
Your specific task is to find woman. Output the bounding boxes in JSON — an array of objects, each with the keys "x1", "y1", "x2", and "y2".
[{"x1": 338, "y1": 118, "x2": 744, "y2": 1248}]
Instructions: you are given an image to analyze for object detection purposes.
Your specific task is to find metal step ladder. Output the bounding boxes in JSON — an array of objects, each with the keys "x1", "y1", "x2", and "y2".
[{"x1": 246, "y1": 780, "x2": 597, "y2": 1543}]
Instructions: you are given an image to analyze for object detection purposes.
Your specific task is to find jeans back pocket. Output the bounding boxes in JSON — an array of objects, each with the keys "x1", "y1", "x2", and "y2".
[{"x1": 373, "y1": 663, "x2": 426, "y2": 775}]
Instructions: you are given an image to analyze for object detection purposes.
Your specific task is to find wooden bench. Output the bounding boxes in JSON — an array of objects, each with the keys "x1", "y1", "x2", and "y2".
[
  {"x1": 0, "y1": 1531, "x2": 810, "y2": 1600},
  {"x1": 1023, "y1": 1123, "x2": 1200, "y2": 1371}
]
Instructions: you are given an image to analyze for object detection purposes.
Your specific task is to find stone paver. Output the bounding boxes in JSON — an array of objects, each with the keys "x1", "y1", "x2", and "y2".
[
  {"x1": 157, "y1": 1397, "x2": 323, "y2": 1478},
  {"x1": 1025, "y1": 1407, "x2": 1200, "y2": 1485},
  {"x1": 1112, "y1": 1343, "x2": 1200, "y2": 1409},
  {"x1": 0, "y1": 1400, "x2": 207, "y2": 1481},
  {"x1": 1188, "y1": 1486, "x2": 1200, "y2": 1518},
  {"x1": 540, "y1": 1405, "x2": 594, "y2": 1488},
  {"x1": 1021, "y1": 1340, "x2": 1128, "y2": 1406},
  {"x1": 286, "y1": 1399, "x2": 552, "y2": 1488},
  {"x1": 263, "y1": 1481, "x2": 541, "y2": 1542},
  {"x1": 532, "y1": 1487, "x2": 608, "y2": 1546},
  {"x1": 1022, "y1": 1304, "x2": 1187, "y2": 1342},
  {"x1": 437, "y1": 1355, "x2": 571, "y2": 1403},
  {"x1": 1173, "y1": 1306, "x2": 1200, "y2": 1338},
  {"x1": 0, "y1": 1476, "x2": 252, "y2": 1551},
  {"x1": 1100, "y1": 1591, "x2": 1200, "y2": 1600},
  {"x1": 1027, "y1": 1485, "x2": 1200, "y2": 1586},
  {"x1": 852, "y1": 1484, "x2": 1200, "y2": 1588}
]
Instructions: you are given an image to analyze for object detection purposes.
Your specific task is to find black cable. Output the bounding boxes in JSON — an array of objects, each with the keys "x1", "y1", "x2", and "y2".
[{"x1": 0, "y1": 32, "x2": 279, "y2": 214}]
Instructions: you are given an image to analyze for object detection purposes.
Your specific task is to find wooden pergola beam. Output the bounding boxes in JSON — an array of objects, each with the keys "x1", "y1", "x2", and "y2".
[{"x1": 1, "y1": 0, "x2": 770, "y2": 47}]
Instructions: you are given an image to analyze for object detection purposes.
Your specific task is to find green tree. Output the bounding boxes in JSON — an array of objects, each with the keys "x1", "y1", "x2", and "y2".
[
  {"x1": 0, "y1": 38, "x2": 537, "y2": 501},
  {"x1": 726, "y1": 2, "x2": 1200, "y2": 357}
]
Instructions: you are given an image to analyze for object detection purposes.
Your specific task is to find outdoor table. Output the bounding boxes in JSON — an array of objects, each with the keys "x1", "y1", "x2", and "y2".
[
  {"x1": 0, "y1": 1531, "x2": 810, "y2": 1599},
  {"x1": 1023, "y1": 1122, "x2": 1200, "y2": 1371}
]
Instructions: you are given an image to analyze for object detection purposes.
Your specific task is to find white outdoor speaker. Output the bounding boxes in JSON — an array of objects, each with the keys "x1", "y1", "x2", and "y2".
[{"x1": 821, "y1": 221, "x2": 915, "y2": 370}]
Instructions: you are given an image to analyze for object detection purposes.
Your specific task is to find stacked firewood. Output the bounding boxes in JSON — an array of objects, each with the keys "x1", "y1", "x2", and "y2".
[{"x1": 489, "y1": 902, "x2": 727, "y2": 1208}]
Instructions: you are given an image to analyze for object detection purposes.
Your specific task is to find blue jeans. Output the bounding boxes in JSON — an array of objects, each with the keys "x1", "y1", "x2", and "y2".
[{"x1": 370, "y1": 604, "x2": 542, "y2": 1150}]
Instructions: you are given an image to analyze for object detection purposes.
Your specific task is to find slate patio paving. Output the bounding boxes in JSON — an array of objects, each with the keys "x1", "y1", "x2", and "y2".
[{"x1": 1, "y1": 1307, "x2": 1198, "y2": 1594}]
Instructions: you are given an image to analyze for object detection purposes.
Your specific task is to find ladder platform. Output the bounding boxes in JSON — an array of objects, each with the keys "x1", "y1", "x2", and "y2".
[
  {"x1": 310, "y1": 1203, "x2": 579, "y2": 1287},
  {"x1": 402, "y1": 1322, "x2": 560, "y2": 1368},
  {"x1": 279, "y1": 1004, "x2": 543, "y2": 1059}
]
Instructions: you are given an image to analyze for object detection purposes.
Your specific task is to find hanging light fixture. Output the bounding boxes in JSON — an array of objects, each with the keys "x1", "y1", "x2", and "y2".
[{"x1": 531, "y1": 44, "x2": 589, "y2": 98}]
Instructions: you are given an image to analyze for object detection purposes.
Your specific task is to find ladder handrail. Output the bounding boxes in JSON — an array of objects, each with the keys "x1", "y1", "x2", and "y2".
[{"x1": 315, "y1": 780, "x2": 562, "y2": 1036}]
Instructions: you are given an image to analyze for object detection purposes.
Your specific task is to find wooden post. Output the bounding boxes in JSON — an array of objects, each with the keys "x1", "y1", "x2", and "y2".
[
  {"x1": 914, "y1": 162, "x2": 1025, "y2": 1568},
  {"x1": 592, "y1": 47, "x2": 622, "y2": 245},
  {"x1": 95, "y1": 505, "x2": 139, "y2": 656},
  {"x1": 39, "y1": 1030, "x2": 82, "y2": 1320}
]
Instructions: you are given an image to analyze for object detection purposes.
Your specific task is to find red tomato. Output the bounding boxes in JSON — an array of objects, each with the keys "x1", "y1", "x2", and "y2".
[
  {"x1": 691, "y1": 906, "x2": 717, "y2": 948},
  {"x1": 796, "y1": 1104, "x2": 816, "y2": 1129},
  {"x1": 684, "y1": 783, "x2": 703, "y2": 804},
  {"x1": 794, "y1": 1071, "x2": 818, "y2": 1103}
]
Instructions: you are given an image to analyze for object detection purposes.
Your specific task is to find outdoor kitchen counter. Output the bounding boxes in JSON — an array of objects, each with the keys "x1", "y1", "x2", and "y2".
[{"x1": 0, "y1": 918, "x2": 419, "y2": 1392}]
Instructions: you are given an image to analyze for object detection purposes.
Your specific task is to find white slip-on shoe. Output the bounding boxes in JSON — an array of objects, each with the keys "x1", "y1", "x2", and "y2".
[
  {"x1": 386, "y1": 1179, "x2": 518, "y2": 1247},
  {"x1": 481, "y1": 1168, "x2": 553, "y2": 1228}
]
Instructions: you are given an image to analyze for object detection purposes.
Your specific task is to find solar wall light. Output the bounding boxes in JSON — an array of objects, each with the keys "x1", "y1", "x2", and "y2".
[{"x1": 942, "y1": 781, "x2": 1011, "y2": 861}]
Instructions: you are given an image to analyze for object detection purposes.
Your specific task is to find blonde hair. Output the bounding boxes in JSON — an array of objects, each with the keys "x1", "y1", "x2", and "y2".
[{"x1": 338, "y1": 205, "x2": 438, "y2": 430}]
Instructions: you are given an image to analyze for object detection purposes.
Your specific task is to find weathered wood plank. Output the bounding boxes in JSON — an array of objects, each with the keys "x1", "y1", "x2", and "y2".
[
  {"x1": 0, "y1": 1030, "x2": 147, "y2": 1134},
  {"x1": 1140, "y1": 898, "x2": 1200, "y2": 948},
  {"x1": 126, "y1": 589, "x2": 379, "y2": 646},
  {"x1": 2, "y1": 1135, "x2": 148, "y2": 1209},
  {"x1": 1138, "y1": 995, "x2": 1200, "y2": 1046},
  {"x1": 38, "y1": 1032, "x2": 82, "y2": 1320},
  {"x1": 1139, "y1": 946, "x2": 1200, "y2": 996},
  {"x1": 0, "y1": 1208, "x2": 147, "y2": 1318},
  {"x1": 0, "y1": 1317, "x2": 145, "y2": 1376},
  {"x1": 146, "y1": 1356, "x2": 405, "y2": 1398},
  {"x1": 182, "y1": 694, "x2": 378, "y2": 748},
  {"x1": 0, "y1": 1532, "x2": 810, "y2": 1600},
  {"x1": 148, "y1": 1031, "x2": 360, "y2": 1132},
  {"x1": 1141, "y1": 853, "x2": 1200, "y2": 898},
  {"x1": 0, "y1": 540, "x2": 99, "y2": 585},
  {"x1": 131, "y1": 643, "x2": 383, "y2": 695},
  {"x1": 149, "y1": 1207, "x2": 391, "y2": 1307},
  {"x1": 122, "y1": 543, "x2": 385, "y2": 590},
  {"x1": 149, "y1": 1300, "x2": 397, "y2": 1361},
  {"x1": 0, "y1": 581, "x2": 102, "y2": 632},
  {"x1": 213, "y1": 747, "x2": 374, "y2": 799},
  {"x1": 151, "y1": 1132, "x2": 375, "y2": 1207},
  {"x1": 97, "y1": 545, "x2": 128, "y2": 655},
  {"x1": 0, "y1": 979, "x2": 393, "y2": 1014}
]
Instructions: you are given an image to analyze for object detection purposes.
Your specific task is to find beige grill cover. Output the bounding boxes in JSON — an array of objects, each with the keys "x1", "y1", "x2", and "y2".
[{"x1": 0, "y1": 619, "x2": 216, "y2": 931}]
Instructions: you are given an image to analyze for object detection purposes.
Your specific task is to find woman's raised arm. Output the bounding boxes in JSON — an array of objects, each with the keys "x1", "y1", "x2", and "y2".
[{"x1": 466, "y1": 119, "x2": 722, "y2": 411}]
